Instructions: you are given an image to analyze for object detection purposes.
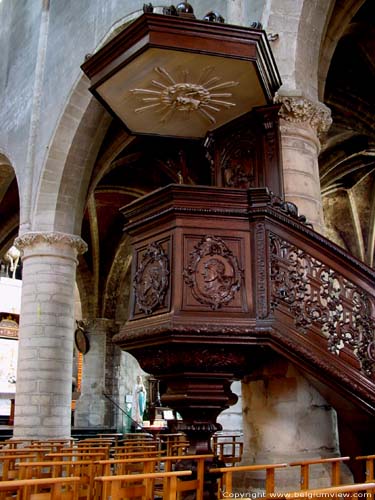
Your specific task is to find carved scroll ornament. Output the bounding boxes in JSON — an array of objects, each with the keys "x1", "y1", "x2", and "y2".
[
  {"x1": 134, "y1": 242, "x2": 169, "y2": 315},
  {"x1": 270, "y1": 234, "x2": 375, "y2": 377},
  {"x1": 183, "y1": 235, "x2": 243, "y2": 310}
]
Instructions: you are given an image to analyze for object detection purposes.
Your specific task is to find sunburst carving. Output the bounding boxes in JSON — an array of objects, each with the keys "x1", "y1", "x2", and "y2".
[{"x1": 130, "y1": 66, "x2": 238, "y2": 124}]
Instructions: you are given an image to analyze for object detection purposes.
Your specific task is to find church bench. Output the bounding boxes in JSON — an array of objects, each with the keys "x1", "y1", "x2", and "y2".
[
  {"x1": 210, "y1": 462, "x2": 288, "y2": 498},
  {"x1": 276, "y1": 481, "x2": 375, "y2": 500},
  {"x1": 17, "y1": 460, "x2": 100, "y2": 499},
  {"x1": 213, "y1": 439, "x2": 244, "y2": 466},
  {"x1": 58, "y1": 446, "x2": 110, "y2": 459},
  {"x1": 96, "y1": 453, "x2": 212, "y2": 500},
  {"x1": 0, "y1": 476, "x2": 80, "y2": 500},
  {"x1": 45, "y1": 451, "x2": 107, "y2": 462},
  {"x1": 95, "y1": 469, "x2": 192, "y2": 500},
  {"x1": 288, "y1": 456, "x2": 350, "y2": 489},
  {"x1": 1, "y1": 439, "x2": 33, "y2": 450},
  {"x1": 356, "y1": 454, "x2": 375, "y2": 482},
  {"x1": 112, "y1": 449, "x2": 165, "y2": 459},
  {"x1": 0, "y1": 454, "x2": 39, "y2": 481}
]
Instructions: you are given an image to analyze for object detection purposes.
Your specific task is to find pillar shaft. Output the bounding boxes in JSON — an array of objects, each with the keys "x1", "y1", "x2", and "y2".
[
  {"x1": 74, "y1": 318, "x2": 117, "y2": 428},
  {"x1": 13, "y1": 232, "x2": 87, "y2": 439},
  {"x1": 275, "y1": 95, "x2": 332, "y2": 234}
]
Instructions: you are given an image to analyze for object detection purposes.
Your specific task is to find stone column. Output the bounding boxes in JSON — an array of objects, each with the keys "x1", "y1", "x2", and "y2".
[
  {"x1": 74, "y1": 318, "x2": 117, "y2": 428},
  {"x1": 13, "y1": 231, "x2": 87, "y2": 439},
  {"x1": 275, "y1": 94, "x2": 332, "y2": 234}
]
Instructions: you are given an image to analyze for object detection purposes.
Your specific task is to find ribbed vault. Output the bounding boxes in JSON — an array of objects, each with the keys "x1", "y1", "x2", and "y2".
[{"x1": 321, "y1": 0, "x2": 375, "y2": 268}]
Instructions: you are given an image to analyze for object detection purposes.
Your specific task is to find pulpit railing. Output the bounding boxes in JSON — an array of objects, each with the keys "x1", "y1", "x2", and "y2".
[{"x1": 249, "y1": 190, "x2": 375, "y2": 415}]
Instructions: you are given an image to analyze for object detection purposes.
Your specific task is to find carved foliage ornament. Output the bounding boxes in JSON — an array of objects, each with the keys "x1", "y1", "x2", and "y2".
[
  {"x1": 183, "y1": 235, "x2": 243, "y2": 310},
  {"x1": 274, "y1": 94, "x2": 332, "y2": 136},
  {"x1": 15, "y1": 232, "x2": 88, "y2": 255},
  {"x1": 270, "y1": 234, "x2": 375, "y2": 377},
  {"x1": 134, "y1": 242, "x2": 169, "y2": 315}
]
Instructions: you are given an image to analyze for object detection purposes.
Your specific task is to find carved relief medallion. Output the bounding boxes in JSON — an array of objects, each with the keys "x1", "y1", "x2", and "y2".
[
  {"x1": 183, "y1": 236, "x2": 243, "y2": 310},
  {"x1": 134, "y1": 242, "x2": 169, "y2": 315}
]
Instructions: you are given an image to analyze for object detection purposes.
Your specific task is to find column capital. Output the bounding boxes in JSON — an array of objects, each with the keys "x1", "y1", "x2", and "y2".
[
  {"x1": 15, "y1": 231, "x2": 88, "y2": 255},
  {"x1": 275, "y1": 94, "x2": 332, "y2": 136}
]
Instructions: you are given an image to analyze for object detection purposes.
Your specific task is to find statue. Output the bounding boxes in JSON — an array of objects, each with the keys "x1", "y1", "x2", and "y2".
[
  {"x1": 132, "y1": 375, "x2": 147, "y2": 426},
  {"x1": 3, "y1": 246, "x2": 21, "y2": 279}
]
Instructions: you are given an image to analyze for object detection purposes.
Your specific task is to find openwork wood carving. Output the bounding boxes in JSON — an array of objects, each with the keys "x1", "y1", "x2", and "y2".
[
  {"x1": 270, "y1": 233, "x2": 375, "y2": 377},
  {"x1": 183, "y1": 235, "x2": 243, "y2": 310},
  {"x1": 134, "y1": 242, "x2": 169, "y2": 315}
]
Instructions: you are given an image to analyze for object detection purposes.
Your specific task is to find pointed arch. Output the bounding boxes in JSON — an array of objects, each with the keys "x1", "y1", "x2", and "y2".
[{"x1": 0, "y1": 153, "x2": 20, "y2": 256}]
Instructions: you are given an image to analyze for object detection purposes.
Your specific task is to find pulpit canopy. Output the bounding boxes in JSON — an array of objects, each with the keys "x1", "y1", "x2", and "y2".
[{"x1": 81, "y1": 13, "x2": 281, "y2": 139}]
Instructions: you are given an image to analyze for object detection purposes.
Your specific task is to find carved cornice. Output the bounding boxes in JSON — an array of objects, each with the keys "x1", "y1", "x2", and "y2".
[
  {"x1": 132, "y1": 345, "x2": 249, "y2": 375},
  {"x1": 15, "y1": 231, "x2": 88, "y2": 255},
  {"x1": 275, "y1": 94, "x2": 332, "y2": 135}
]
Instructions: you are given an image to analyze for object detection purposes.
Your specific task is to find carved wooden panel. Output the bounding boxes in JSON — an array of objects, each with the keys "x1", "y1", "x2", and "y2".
[
  {"x1": 131, "y1": 238, "x2": 171, "y2": 318},
  {"x1": 205, "y1": 106, "x2": 283, "y2": 197},
  {"x1": 182, "y1": 234, "x2": 245, "y2": 311}
]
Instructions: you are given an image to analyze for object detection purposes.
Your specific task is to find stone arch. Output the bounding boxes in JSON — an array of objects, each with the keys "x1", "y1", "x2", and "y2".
[
  {"x1": 32, "y1": 81, "x2": 112, "y2": 234},
  {"x1": 264, "y1": 0, "x2": 334, "y2": 100},
  {"x1": 0, "y1": 153, "x2": 20, "y2": 256},
  {"x1": 31, "y1": 11, "x2": 145, "y2": 236},
  {"x1": 318, "y1": 0, "x2": 366, "y2": 100}
]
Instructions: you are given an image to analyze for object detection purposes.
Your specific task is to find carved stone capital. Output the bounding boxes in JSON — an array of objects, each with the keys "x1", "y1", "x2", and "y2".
[
  {"x1": 275, "y1": 94, "x2": 332, "y2": 135},
  {"x1": 15, "y1": 231, "x2": 88, "y2": 255}
]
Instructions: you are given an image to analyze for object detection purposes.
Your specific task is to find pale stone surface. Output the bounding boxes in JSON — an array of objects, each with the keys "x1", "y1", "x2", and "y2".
[
  {"x1": 239, "y1": 360, "x2": 351, "y2": 491},
  {"x1": 74, "y1": 318, "x2": 111, "y2": 428},
  {"x1": 217, "y1": 380, "x2": 243, "y2": 432},
  {"x1": 0, "y1": 277, "x2": 21, "y2": 314},
  {"x1": 12, "y1": 231, "x2": 86, "y2": 439}
]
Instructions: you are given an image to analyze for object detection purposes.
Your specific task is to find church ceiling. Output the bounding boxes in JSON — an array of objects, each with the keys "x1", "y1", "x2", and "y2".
[{"x1": 321, "y1": 0, "x2": 375, "y2": 266}]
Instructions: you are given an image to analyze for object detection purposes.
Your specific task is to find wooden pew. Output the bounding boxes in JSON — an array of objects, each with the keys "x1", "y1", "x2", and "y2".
[
  {"x1": 356, "y1": 454, "x2": 375, "y2": 482},
  {"x1": 159, "y1": 433, "x2": 187, "y2": 456},
  {"x1": 17, "y1": 460, "x2": 100, "y2": 499},
  {"x1": 45, "y1": 450, "x2": 107, "y2": 462},
  {"x1": 96, "y1": 453, "x2": 213, "y2": 500},
  {"x1": 112, "y1": 449, "x2": 165, "y2": 460},
  {"x1": 112, "y1": 442, "x2": 159, "y2": 455},
  {"x1": 210, "y1": 462, "x2": 288, "y2": 498},
  {"x1": 0, "y1": 454, "x2": 38, "y2": 481},
  {"x1": 288, "y1": 456, "x2": 350, "y2": 489},
  {"x1": 0, "y1": 476, "x2": 80, "y2": 500},
  {"x1": 95, "y1": 469, "x2": 192, "y2": 500},
  {"x1": 278, "y1": 482, "x2": 375, "y2": 500},
  {"x1": 0, "y1": 439, "x2": 33, "y2": 450},
  {"x1": 212, "y1": 434, "x2": 244, "y2": 466}
]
